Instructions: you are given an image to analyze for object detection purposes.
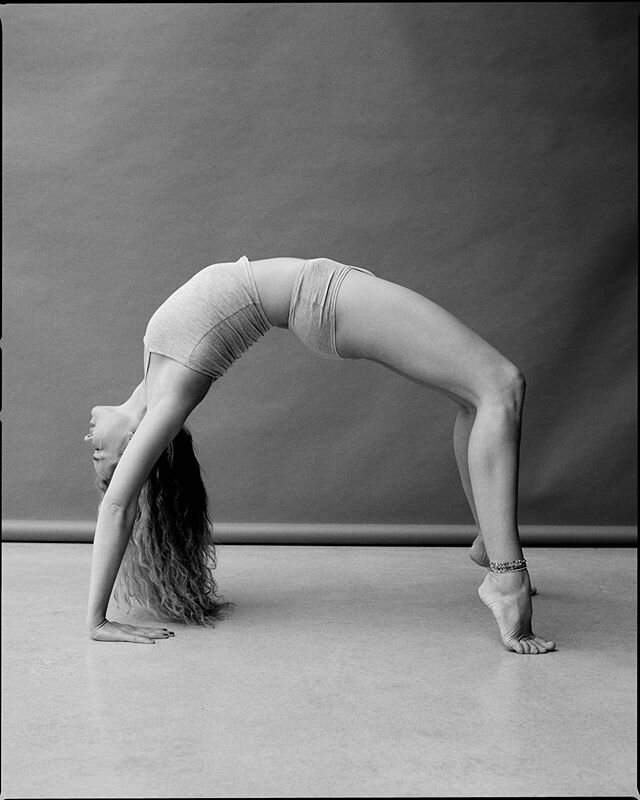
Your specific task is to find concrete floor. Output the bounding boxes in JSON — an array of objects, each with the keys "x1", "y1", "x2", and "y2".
[{"x1": 1, "y1": 544, "x2": 637, "y2": 798}]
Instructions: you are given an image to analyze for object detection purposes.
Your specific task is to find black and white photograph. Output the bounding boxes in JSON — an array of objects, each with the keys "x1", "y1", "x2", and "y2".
[{"x1": 2, "y1": 3, "x2": 637, "y2": 797}]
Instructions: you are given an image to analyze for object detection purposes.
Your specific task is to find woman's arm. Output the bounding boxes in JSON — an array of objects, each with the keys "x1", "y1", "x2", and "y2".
[{"x1": 87, "y1": 394, "x2": 192, "y2": 642}]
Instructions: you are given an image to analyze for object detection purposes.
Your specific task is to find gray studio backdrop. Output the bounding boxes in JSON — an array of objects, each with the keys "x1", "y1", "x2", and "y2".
[{"x1": 3, "y1": 3, "x2": 637, "y2": 537}]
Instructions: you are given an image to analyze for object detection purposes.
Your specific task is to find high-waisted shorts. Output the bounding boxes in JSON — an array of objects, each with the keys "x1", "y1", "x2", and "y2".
[
  {"x1": 143, "y1": 255, "x2": 272, "y2": 379},
  {"x1": 288, "y1": 258, "x2": 375, "y2": 359}
]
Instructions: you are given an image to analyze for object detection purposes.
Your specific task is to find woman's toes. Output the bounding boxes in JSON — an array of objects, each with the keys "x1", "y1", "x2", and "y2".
[{"x1": 532, "y1": 637, "x2": 555, "y2": 653}]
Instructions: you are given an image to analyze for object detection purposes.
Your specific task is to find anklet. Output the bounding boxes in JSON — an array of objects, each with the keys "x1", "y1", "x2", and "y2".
[{"x1": 489, "y1": 558, "x2": 527, "y2": 573}]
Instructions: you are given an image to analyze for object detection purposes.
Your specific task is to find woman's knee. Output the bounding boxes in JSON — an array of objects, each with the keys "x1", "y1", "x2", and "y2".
[{"x1": 480, "y1": 362, "x2": 526, "y2": 416}]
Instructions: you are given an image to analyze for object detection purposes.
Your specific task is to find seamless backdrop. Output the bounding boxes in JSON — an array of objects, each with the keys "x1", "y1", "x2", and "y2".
[{"x1": 3, "y1": 3, "x2": 637, "y2": 528}]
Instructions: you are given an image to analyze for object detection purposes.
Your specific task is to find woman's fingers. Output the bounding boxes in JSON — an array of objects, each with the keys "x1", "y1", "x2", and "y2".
[
  {"x1": 90, "y1": 620, "x2": 175, "y2": 643},
  {"x1": 138, "y1": 629, "x2": 174, "y2": 638},
  {"x1": 120, "y1": 624, "x2": 175, "y2": 638}
]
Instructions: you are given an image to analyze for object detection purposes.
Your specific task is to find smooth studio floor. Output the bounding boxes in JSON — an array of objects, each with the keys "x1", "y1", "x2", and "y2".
[{"x1": 1, "y1": 544, "x2": 637, "y2": 799}]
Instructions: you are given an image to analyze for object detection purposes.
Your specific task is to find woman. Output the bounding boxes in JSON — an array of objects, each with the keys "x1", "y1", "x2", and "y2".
[{"x1": 85, "y1": 255, "x2": 556, "y2": 654}]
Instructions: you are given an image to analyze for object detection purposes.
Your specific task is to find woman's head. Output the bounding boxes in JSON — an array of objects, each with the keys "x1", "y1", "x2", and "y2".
[
  {"x1": 91, "y1": 423, "x2": 232, "y2": 625},
  {"x1": 84, "y1": 405, "x2": 134, "y2": 487}
]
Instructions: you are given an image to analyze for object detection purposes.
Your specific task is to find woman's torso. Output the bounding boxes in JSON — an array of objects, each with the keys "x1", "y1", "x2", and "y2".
[
  {"x1": 250, "y1": 257, "x2": 306, "y2": 328},
  {"x1": 143, "y1": 256, "x2": 307, "y2": 409}
]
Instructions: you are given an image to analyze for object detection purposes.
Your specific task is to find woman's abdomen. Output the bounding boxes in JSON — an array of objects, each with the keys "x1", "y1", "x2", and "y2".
[{"x1": 249, "y1": 257, "x2": 306, "y2": 328}]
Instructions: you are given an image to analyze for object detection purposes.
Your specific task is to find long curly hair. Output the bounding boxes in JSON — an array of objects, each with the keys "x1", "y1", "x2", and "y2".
[{"x1": 98, "y1": 426, "x2": 232, "y2": 625}]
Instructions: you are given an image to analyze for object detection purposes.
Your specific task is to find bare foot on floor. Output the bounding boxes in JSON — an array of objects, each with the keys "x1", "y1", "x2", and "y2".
[
  {"x1": 469, "y1": 535, "x2": 538, "y2": 595},
  {"x1": 478, "y1": 571, "x2": 556, "y2": 654}
]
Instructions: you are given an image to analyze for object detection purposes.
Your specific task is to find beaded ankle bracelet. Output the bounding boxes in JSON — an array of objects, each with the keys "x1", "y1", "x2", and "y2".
[{"x1": 489, "y1": 558, "x2": 527, "y2": 573}]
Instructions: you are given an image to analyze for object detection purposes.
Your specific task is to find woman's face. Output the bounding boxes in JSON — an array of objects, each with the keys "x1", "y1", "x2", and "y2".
[{"x1": 84, "y1": 406, "x2": 133, "y2": 483}]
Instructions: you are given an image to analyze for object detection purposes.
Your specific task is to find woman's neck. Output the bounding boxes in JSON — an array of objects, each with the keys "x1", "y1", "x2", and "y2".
[{"x1": 120, "y1": 381, "x2": 147, "y2": 430}]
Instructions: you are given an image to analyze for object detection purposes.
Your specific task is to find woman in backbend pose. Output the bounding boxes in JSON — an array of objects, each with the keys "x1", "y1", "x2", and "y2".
[{"x1": 85, "y1": 255, "x2": 556, "y2": 654}]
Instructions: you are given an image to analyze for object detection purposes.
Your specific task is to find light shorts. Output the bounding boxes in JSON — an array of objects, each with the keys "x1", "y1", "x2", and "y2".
[{"x1": 288, "y1": 258, "x2": 375, "y2": 359}]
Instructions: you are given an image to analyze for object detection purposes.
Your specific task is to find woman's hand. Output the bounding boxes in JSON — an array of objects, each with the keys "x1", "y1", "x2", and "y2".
[{"x1": 89, "y1": 620, "x2": 175, "y2": 644}]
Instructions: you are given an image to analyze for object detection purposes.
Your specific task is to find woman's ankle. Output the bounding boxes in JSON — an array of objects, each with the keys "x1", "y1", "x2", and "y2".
[{"x1": 485, "y1": 569, "x2": 530, "y2": 593}]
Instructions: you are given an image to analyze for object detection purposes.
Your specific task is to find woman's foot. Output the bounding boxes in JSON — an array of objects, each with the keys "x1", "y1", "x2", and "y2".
[
  {"x1": 469, "y1": 533, "x2": 490, "y2": 567},
  {"x1": 478, "y1": 570, "x2": 556, "y2": 654},
  {"x1": 469, "y1": 534, "x2": 537, "y2": 595}
]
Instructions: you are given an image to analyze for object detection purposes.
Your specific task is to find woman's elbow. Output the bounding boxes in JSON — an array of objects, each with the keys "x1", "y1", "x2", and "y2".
[{"x1": 99, "y1": 494, "x2": 138, "y2": 527}]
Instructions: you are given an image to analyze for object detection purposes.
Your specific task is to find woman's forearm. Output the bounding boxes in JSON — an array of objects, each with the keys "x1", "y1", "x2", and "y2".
[{"x1": 86, "y1": 502, "x2": 137, "y2": 628}]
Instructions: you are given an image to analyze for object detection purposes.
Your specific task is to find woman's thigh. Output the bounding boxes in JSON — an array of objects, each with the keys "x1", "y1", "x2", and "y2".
[{"x1": 335, "y1": 270, "x2": 514, "y2": 409}]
